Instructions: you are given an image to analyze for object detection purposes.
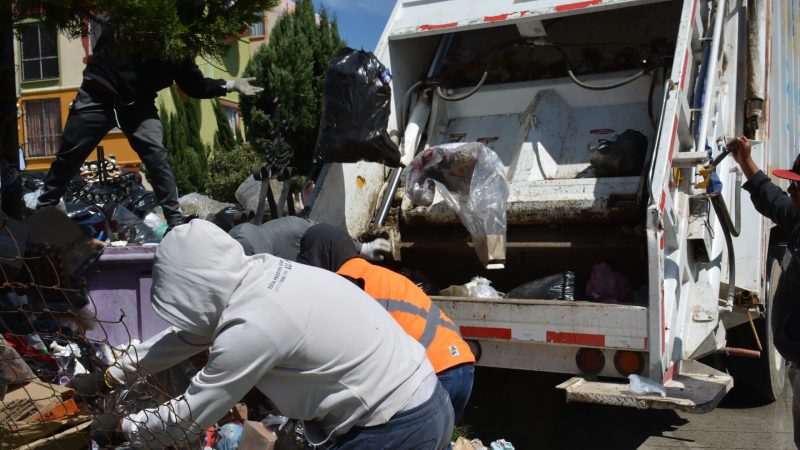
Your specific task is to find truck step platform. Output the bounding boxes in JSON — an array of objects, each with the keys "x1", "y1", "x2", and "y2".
[{"x1": 556, "y1": 360, "x2": 733, "y2": 413}]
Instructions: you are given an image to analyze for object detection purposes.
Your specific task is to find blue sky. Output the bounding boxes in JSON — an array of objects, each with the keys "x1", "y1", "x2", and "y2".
[{"x1": 321, "y1": 0, "x2": 396, "y2": 50}]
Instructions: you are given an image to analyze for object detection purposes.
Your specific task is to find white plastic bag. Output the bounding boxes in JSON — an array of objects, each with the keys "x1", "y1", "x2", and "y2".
[
  {"x1": 236, "y1": 175, "x2": 263, "y2": 211},
  {"x1": 628, "y1": 374, "x2": 667, "y2": 397},
  {"x1": 406, "y1": 143, "x2": 509, "y2": 267},
  {"x1": 470, "y1": 277, "x2": 500, "y2": 298}
]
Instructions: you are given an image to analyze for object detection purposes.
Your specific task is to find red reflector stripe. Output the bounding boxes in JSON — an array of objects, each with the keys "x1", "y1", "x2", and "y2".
[
  {"x1": 556, "y1": 0, "x2": 603, "y2": 12},
  {"x1": 484, "y1": 13, "x2": 511, "y2": 23},
  {"x1": 460, "y1": 326, "x2": 512, "y2": 339},
  {"x1": 546, "y1": 331, "x2": 605, "y2": 346},
  {"x1": 420, "y1": 22, "x2": 458, "y2": 31}
]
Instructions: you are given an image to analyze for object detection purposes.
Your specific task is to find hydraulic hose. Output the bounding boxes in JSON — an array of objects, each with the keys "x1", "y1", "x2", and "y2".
[
  {"x1": 566, "y1": 68, "x2": 648, "y2": 90},
  {"x1": 709, "y1": 191, "x2": 740, "y2": 306}
]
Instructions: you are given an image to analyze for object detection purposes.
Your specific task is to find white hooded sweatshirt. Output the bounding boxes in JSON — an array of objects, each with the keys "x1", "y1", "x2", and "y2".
[{"x1": 109, "y1": 220, "x2": 433, "y2": 447}]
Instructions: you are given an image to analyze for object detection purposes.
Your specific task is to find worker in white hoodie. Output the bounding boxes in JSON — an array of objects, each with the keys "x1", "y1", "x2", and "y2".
[{"x1": 84, "y1": 220, "x2": 453, "y2": 449}]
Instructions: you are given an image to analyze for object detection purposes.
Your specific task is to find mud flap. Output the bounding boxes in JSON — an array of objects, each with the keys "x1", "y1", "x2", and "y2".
[{"x1": 556, "y1": 360, "x2": 733, "y2": 413}]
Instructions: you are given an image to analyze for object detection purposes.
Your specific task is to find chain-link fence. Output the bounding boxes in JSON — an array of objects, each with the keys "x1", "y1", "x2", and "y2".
[{"x1": 0, "y1": 209, "x2": 204, "y2": 449}]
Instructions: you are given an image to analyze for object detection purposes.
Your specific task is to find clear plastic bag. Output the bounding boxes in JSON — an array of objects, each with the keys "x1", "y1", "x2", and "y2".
[
  {"x1": 628, "y1": 374, "x2": 667, "y2": 397},
  {"x1": 178, "y1": 192, "x2": 234, "y2": 221},
  {"x1": 406, "y1": 143, "x2": 509, "y2": 267},
  {"x1": 469, "y1": 277, "x2": 501, "y2": 298}
]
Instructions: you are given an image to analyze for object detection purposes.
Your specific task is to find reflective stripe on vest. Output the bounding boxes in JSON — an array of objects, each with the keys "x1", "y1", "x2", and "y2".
[{"x1": 375, "y1": 298, "x2": 459, "y2": 347}]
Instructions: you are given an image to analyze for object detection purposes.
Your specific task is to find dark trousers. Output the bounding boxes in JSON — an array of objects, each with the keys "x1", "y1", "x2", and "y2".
[
  {"x1": 437, "y1": 363, "x2": 474, "y2": 423},
  {"x1": 331, "y1": 382, "x2": 454, "y2": 450},
  {"x1": 791, "y1": 363, "x2": 800, "y2": 448},
  {"x1": 38, "y1": 85, "x2": 182, "y2": 224}
]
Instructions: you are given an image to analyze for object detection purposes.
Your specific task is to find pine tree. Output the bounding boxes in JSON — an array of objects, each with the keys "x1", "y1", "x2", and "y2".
[
  {"x1": 241, "y1": 0, "x2": 345, "y2": 174},
  {"x1": 160, "y1": 88, "x2": 207, "y2": 194},
  {"x1": 213, "y1": 100, "x2": 237, "y2": 152}
]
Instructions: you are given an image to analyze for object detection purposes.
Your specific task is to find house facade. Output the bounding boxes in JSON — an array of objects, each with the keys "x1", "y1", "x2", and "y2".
[{"x1": 14, "y1": 8, "x2": 288, "y2": 173}]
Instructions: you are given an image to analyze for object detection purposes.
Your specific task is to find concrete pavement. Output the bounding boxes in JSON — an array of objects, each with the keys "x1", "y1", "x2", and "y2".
[{"x1": 463, "y1": 367, "x2": 795, "y2": 449}]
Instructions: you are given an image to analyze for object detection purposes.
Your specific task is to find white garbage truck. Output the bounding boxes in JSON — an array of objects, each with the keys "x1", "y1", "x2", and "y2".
[{"x1": 307, "y1": 0, "x2": 799, "y2": 412}]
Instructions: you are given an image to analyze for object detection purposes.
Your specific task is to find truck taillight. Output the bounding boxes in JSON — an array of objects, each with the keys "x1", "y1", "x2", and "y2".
[
  {"x1": 614, "y1": 351, "x2": 645, "y2": 376},
  {"x1": 575, "y1": 348, "x2": 604, "y2": 375}
]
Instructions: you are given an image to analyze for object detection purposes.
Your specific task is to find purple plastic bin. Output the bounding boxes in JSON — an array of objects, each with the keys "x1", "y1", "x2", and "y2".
[{"x1": 85, "y1": 246, "x2": 168, "y2": 347}]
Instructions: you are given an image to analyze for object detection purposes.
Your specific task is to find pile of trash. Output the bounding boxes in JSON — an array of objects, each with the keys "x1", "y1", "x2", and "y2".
[
  {"x1": 0, "y1": 204, "x2": 113, "y2": 447},
  {"x1": 439, "y1": 261, "x2": 644, "y2": 304},
  {"x1": 20, "y1": 157, "x2": 263, "y2": 246}
]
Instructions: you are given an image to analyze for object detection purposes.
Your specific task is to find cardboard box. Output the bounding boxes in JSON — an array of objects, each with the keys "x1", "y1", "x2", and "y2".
[
  {"x1": 0, "y1": 381, "x2": 90, "y2": 449},
  {"x1": 238, "y1": 421, "x2": 277, "y2": 450}
]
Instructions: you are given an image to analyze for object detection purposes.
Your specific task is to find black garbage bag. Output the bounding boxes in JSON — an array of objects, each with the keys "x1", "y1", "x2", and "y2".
[
  {"x1": 507, "y1": 271, "x2": 576, "y2": 300},
  {"x1": 212, "y1": 206, "x2": 255, "y2": 232},
  {"x1": 111, "y1": 206, "x2": 159, "y2": 244},
  {"x1": 313, "y1": 48, "x2": 401, "y2": 167},
  {"x1": 577, "y1": 129, "x2": 648, "y2": 178}
]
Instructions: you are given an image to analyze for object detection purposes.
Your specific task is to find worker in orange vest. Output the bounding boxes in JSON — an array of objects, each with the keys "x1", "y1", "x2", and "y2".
[{"x1": 297, "y1": 223, "x2": 476, "y2": 422}]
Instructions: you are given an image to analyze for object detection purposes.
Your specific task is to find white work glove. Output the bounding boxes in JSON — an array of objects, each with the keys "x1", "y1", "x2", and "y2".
[
  {"x1": 226, "y1": 77, "x2": 264, "y2": 96},
  {"x1": 359, "y1": 238, "x2": 391, "y2": 261}
]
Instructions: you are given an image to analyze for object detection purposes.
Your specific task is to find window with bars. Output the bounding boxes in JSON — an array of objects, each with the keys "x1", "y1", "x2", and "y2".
[
  {"x1": 20, "y1": 23, "x2": 59, "y2": 81},
  {"x1": 250, "y1": 11, "x2": 265, "y2": 37},
  {"x1": 24, "y1": 99, "x2": 62, "y2": 158},
  {"x1": 222, "y1": 105, "x2": 240, "y2": 135}
]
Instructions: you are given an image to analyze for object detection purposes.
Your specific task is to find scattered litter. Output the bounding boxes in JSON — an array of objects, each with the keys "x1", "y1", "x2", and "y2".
[
  {"x1": 441, "y1": 276, "x2": 502, "y2": 298},
  {"x1": 586, "y1": 262, "x2": 635, "y2": 303},
  {"x1": 179, "y1": 193, "x2": 235, "y2": 221},
  {"x1": 406, "y1": 143, "x2": 509, "y2": 267},
  {"x1": 507, "y1": 271, "x2": 575, "y2": 300},
  {"x1": 629, "y1": 374, "x2": 667, "y2": 397},
  {"x1": 490, "y1": 439, "x2": 515, "y2": 450},
  {"x1": 454, "y1": 437, "x2": 488, "y2": 450}
]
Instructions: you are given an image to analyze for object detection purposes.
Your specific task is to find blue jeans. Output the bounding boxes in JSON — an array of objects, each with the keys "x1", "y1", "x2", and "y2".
[
  {"x1": 331, "y1": 382, "x2": 454, "y2": 450},
  {"x1": 437, "y1": 364, "x2": 474, "y2": 423}
]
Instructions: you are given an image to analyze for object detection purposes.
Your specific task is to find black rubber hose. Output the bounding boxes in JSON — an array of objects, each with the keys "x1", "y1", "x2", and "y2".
[
  {"x1": 710, "y1": 193, "x2": 740, "y2": 306},
  {"x1": 551, "y1": 45, "x2": 649, "y2": 90}
]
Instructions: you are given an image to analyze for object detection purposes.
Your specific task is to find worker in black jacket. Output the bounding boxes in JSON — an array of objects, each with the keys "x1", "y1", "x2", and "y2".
[
  {"x1": 37, "y1": 27, "x2": 262, "y2": 228},
  {"x1": 732, "y1": 135, "x2": 800, "y2": 446}
]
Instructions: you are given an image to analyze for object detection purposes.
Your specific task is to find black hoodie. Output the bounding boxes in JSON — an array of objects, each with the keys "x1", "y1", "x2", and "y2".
[
  {"x1": 83, "y1": 27, "x2": 227, "y2": 104},
  {"x1": 744, "y1": 170, "x2": 800, "y2": 362}
]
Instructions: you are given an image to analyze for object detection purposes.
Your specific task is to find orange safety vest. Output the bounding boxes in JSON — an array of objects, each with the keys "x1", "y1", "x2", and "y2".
[{"x1": 337, "y1": 258, "x2": 475, "y2": 373}]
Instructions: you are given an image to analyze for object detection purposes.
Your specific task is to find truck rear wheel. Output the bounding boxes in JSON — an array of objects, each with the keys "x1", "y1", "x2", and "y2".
[{"x1": 726, "y1": 257, "x2": 786, "y2": 402}]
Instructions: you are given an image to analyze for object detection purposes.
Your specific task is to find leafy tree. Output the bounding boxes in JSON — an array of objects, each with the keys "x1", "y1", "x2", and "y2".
[
  {"x1": 12, "y1": 0, "x2": 279, "y2": 62},
  {"x1": 241, "y1": 0, "x2": 345, "y2": 174},
  {"x1": 205, "y1": 144, "x2": 264, "y2": 204}
]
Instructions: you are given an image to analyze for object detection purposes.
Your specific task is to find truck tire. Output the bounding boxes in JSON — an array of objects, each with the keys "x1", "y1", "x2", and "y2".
[{"x1": 726, "y1": 256, "x2": 786, "y2": 402}]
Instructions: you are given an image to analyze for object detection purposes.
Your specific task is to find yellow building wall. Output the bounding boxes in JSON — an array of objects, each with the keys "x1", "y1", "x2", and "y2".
[
  {"x1": 18, "y1": 21, "x2": 257, "y2": 174},
  {"x1": 17, "y1": 29, "x2": 140, "y2": 172}
]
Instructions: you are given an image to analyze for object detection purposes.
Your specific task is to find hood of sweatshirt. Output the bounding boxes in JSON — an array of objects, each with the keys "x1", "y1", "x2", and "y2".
[
  {"x1": 151, "y1": 220, "x2": 250, "y2": 337},
  {"x1": 297, "y1": 223, "x2": 358, "y2": 272}
]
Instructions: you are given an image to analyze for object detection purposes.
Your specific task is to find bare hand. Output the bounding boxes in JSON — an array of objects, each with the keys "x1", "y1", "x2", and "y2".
[{"x1": 729, "y1": 135, "x2": 751, "y2": 165}]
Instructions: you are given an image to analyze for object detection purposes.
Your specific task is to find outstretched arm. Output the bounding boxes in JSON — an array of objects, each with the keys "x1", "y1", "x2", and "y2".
[
  {"x1": 732, "y1": 136, "x2": 800, "y2": 233},
  {"x1": 120, "y1": 323, "x2": 280, "y2": 447}
]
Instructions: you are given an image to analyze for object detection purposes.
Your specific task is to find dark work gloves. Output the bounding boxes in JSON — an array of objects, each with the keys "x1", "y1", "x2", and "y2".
[
  {"x1": 91, "y1": 413, "x2": 126, "y2": 448},
  {"x1": 68, "y1": 371, "x2": 110, "y2": 404}
]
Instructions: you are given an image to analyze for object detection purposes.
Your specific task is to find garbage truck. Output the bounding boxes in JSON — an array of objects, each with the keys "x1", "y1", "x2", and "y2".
[{"x1": 305, "y1": 0, "x2": 799, "y2": 412}]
